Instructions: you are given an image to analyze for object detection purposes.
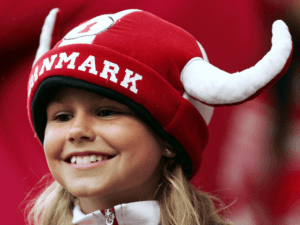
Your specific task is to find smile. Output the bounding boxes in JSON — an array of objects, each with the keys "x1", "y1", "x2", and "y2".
[{"x1": 66, "y1": 154, "x2": 115, "y2": 165}]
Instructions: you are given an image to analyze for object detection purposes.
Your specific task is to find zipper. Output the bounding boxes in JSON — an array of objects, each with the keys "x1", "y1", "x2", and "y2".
[{"x1": 104, "y1": 208, "x2": 116, "y2": 225}]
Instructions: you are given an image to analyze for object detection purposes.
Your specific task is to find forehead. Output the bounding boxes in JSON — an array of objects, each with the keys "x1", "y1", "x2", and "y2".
[
  {"x1": 49, "y1": 87, "x2": 106, "y2": 104},
  {"x1": 46, "y1": 87, "x2": 133, "y2": 114}
]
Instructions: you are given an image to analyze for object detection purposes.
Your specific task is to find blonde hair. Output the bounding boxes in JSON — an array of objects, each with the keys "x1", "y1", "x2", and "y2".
[
  {"x1": 25, "y1": 176, "x2": 76, "y2": 225},
  {"x1": 158, "y1": 158, "x2": 233, "y2": 225},
  {"x1": 25, "y1": 159, "x2": 233, "y2": 225}
]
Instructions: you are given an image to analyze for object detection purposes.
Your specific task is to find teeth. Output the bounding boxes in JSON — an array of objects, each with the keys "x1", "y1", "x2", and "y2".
[
  {"x1": 71, "y1": 157, "x2": 76, "y2": 164},
  {"x1": 97, "y1": 155, "x2": 103, "y2": 161},
  {"x1": 90, "y1": 155, "x2": 97, "y2": 162},
  {"x1": 69, "y1": 154, "x2": 109, "y2": 164},
  {"x1": 76, "y1": 157, "x2": 83, "y2": 164},
  {"x1": 83, "y1": 156, "x2": 91, "y2": 164}
]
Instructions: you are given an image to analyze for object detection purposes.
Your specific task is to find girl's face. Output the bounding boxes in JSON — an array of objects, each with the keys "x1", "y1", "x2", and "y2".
[{"x1": 44, "y1": 87, "x2": 166, "y2": 211}]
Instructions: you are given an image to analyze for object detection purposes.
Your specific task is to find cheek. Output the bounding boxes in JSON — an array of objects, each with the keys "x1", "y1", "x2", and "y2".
[
  {"x1": 119, "y1": 149, "x2": 163, "y2": 188},
  {"x1": 104, "y1": 121, "x2": 163, "y2": 172},
  {"x1": 103, "y1": 121, "x2": 162, "y2": 154},
  {"x1": 43, "y1": 126, "x2": 68, "y2": 186},
  {"x1": 132, "y1": 150, "x2": 162, "y2": 174},
  {"x1": 43, "y1": 126, "x2": 66, "y2": 161}
]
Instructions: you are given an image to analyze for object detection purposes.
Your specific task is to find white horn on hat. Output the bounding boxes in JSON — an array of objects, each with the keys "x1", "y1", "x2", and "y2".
[
  {"x1": 181, "y1": 20, "x2": 292, "y2": 106},
  {"x1": 33, "y1": 8, "x2": 60, "y2": 66},
  {"x1": 182, "y1": 41, "x2": 214, "y2": 125}
]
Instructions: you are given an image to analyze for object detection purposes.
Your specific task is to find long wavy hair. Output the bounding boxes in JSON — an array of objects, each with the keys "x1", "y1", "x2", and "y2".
[
  {"x1": 25, "y1": 157, "x2": 233, "y2": 225},
  {"x1": 158, "y1": 158, "x2": 233, "y2": 225}
]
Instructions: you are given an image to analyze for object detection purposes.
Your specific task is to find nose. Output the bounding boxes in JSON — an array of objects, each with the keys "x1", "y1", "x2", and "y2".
[{"x1": 67, "y1": 112, "x2": 96, "y2": 144}]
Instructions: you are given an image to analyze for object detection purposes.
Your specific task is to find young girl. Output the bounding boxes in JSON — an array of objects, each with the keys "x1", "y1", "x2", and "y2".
[{"x1": 26, "y1": 8, "x2": 292, "y2": 225}]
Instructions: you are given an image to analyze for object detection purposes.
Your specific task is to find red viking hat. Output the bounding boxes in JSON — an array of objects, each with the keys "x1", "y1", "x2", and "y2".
[{"x1": 27, "y1": 9, "x2": 292, "y2": 178}]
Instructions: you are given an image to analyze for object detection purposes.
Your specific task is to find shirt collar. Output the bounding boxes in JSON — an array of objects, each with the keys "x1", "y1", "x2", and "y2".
[{"x1": 72, "y1": 200, "x2": 161, "y2": 225}]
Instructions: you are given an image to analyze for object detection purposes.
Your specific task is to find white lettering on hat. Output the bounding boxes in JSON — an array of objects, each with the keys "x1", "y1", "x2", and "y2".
[
  {"x1": 39, "y1": 54, "x2": 58, "y2": 76},
  {"x1": 100, "y1": 60, "x2": 119, "y2": 83},
  {"x1": 120, "y1": 69, "x2": 143, "y2": 94},
  {"x1": 28, "y1": 75, "x2": 34, "y2": 97},
  {"x1": 33, "y1": 66, "x2": 39, "y2": 82},
  {"x1": 29, "y1": 52, "x2": 144, "y2": 97},
  {"x1": 55, "y1": 52, "x2": 80, "y2": 69},
  {"x1": 78, "y1": 55, "x2": 98, "y2": 75}
]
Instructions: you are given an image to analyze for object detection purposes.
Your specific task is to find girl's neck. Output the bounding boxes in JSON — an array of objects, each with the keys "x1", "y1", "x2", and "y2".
[{"x1": 78, "y1": 186, "x2": 159, "y2": 214}]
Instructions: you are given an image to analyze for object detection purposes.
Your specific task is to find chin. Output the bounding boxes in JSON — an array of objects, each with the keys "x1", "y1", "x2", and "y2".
[{"x1": 66, "y1": 184, "x2": 106, "y2": 198}]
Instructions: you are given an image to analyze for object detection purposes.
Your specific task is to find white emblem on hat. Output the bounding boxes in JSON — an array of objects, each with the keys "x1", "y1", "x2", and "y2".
[
  {"x1": 63, "y1": 16, "x2": 114, "y2": 40},
  {"x1": 59, "y1": 9, "x2": 140, "y2": 47}
]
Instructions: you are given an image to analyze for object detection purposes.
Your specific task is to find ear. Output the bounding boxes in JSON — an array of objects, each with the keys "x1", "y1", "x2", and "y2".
[{"x1": 162, "y1": 143, "x2": 176, "y2": 158}]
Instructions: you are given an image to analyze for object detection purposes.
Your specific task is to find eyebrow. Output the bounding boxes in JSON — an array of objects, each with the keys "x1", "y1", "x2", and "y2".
[{"x1": 49, "y1": 96, "x2": 63, "y2": 104}]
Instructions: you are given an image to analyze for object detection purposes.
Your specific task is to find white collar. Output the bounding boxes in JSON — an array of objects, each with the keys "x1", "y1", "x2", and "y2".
[{"x1": 72, "y1": 200, "x2": 161, "y2": 225}]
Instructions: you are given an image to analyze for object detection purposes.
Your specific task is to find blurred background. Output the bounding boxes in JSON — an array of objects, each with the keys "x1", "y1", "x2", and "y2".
[{"x1": 1, "y1": 0, "x2": 299, "y2": 224}]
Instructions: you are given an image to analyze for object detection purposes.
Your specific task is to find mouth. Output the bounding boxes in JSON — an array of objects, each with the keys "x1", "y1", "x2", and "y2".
[{"x1": 65, "y1": 153, "x2": 116, "y2": 165}]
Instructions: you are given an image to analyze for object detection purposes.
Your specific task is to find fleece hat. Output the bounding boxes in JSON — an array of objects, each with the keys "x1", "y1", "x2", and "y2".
[{"x1": 27, "y1": 9, "x2": 292, "y2": 178}]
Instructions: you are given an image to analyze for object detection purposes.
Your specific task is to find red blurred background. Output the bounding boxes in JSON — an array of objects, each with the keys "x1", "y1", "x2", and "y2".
[{"x1": 1, "y1": 0, "x2": 299, "y2": 224}]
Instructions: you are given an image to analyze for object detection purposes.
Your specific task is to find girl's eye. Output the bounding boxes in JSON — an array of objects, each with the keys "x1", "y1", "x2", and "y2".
[
  {"x1": 53, "y1": 113, "x2": 73, "y2": 122},
  {"x1": 97, "y1": 109, "x2": 118, "y2": 117}
]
